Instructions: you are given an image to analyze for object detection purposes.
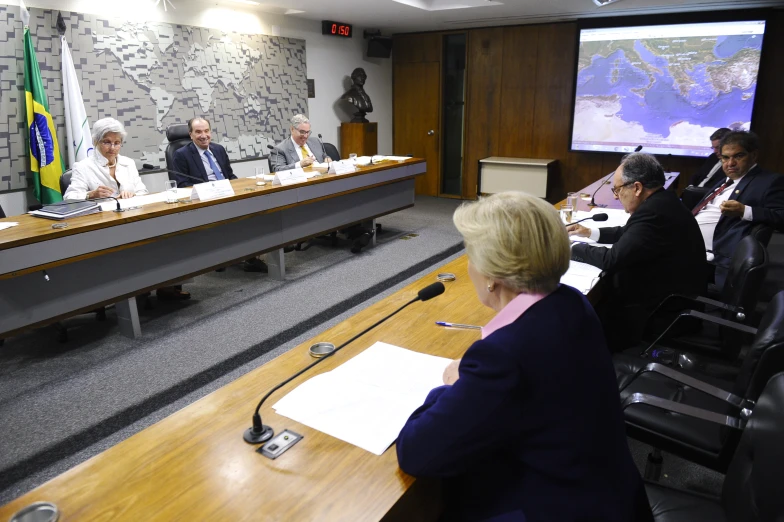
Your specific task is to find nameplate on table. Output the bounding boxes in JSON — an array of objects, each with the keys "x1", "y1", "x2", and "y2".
[
  {"x1": 273, "y1": 168, "x2": 308, "y2": 186},
  {"x1": 329, "y1": 160, "x2": 356, "y2": 176},
  {"x1": 190, "y1": 179, "x2": 235, "y2": 201}
]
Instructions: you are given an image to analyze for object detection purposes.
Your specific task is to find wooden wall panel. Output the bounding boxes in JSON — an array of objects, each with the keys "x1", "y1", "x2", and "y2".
[
  {"x1": 463, "y1": 28, "x2": 504, "y2": 200},
  {"x1": 392, "y1": 33, "x2": 442, "y2": 64},
  {"x1": 497, "y1": 26, "x2": 540, "y2": 157},
  {"x1": 752, "y1": 11, "x2": 784, "y2": 173}
]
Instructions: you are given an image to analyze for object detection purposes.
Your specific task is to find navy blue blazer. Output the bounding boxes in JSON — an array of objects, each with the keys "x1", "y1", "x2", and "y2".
[
  {"x1": 397, "y1": 286, "x2": 649, "y2": 522},
  {"x1": 172, "y1": 141, "x2": 236, "y2": 188},
  {"x1": 707, "y1": 166, "x2": 784, "y2": 286}
]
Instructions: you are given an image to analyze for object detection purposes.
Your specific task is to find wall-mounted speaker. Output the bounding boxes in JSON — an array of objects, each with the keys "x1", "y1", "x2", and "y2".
[{"x1": 367, "y1": 36, "x2": 393, "y2": 58}]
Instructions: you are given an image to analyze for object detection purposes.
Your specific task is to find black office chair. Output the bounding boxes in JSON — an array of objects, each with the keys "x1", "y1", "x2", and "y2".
[
  {"x1": 645, "y1": 372, "x2": 784, "y2": 521},
  {"x1": 0, "y1": 202, "x2": 5, "y2": 219},
  {"x1": 59, "y1": 170, "x2": 73, "y2": 196},
  {"x1": 681, "y1": 185, "x2": 710, "y2": 211},
  {"x1": 322, "y1": 142, "x2": 340, "y2": 161},
  {"x1": 641, "y1": 236, "x2": 768, "y2": 364},
  {"x1": 614, "y1": 290, "x2": 784, "y2": 473},
  {"x1": 165, "y1": 123, "x2": 191, "y2": 179}
]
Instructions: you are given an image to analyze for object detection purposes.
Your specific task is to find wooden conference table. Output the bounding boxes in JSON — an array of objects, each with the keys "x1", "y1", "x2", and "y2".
[
  {"x1": 0, "y1": 171, "x2": 681, "y2": 521},
  {"x1": 0, "y1": 159, "x2": 425, "y2": 339}
]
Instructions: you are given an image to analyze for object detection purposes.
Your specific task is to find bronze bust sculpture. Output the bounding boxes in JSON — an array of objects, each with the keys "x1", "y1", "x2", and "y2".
[{"x1": 341, "y1": 68, "x2": 373, "y2": 123}]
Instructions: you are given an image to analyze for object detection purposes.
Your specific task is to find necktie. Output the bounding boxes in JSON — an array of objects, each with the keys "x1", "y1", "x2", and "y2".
[
  {"x1": 692, "y1": 179, "x2": 734, "y2": 215},
  {"x1": 205, "y1": 150, "x2": 225, "y2": 180},
  {"x1": 300, "y1": 145, "x2": 310, "y2": 161}
]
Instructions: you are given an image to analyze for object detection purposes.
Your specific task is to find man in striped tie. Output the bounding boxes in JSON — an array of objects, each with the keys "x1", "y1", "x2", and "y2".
[
  {"x1": 269, "y1": 114, "x2": 332, "y2": 173},
  {"x1": 692, "y1": 131, "x2": 784, "y2": 287}
]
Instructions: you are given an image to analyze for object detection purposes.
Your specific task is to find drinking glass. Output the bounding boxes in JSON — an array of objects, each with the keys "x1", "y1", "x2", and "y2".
[
  {"x1": 560, "y1": 204, "x2": 574, "y2": 224},
  {"x1": 349, "y1": 153, "x2": 357, "y2": 163},
  {"x1": 566, "y1": 192, "x2": 579, "y2": 211},
  {"x1": 255, "y1": 166, "x2": 266, "y2": 178},
  {"x1": 166, "y1": 180, "x2": 178, "y2": 203}
]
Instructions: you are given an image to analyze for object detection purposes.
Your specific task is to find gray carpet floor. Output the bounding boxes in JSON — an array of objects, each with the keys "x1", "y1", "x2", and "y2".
[{"x1": 0, "y1": 194, "x2": 727, "y2": 507}]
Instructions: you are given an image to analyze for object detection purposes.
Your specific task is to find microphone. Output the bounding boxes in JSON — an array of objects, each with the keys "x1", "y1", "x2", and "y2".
[
  {"x1": 317, "y1": 133, "x2": 331, "y2": 163},
  {"x1": 143, "y1": 164, "x2": 210, "y2": 187},
  {"x1": 566, "y1": 213, "x2": 608, "y2": 226},
  {"x1": 266, "y1": 144, "x2": 284, "y2": 173},
  {"x1": 634, "y1": 145, "x2": 643, "y2": 152},
  {"x1": 243, "y1": 281, "x2": 446, "y2": 444},
  {"x1": 589, "y1": 171, "x2": 614, "y2": 208}
]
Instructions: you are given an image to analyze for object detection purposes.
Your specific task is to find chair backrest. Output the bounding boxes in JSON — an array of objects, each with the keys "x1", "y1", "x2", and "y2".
[
  {"x1": 749, "y1": 223, "x2": 774, "y2": 248},
  {"x1": 59, "y1": 170, "x2": 73, "y2": 195},
  {"x1": 733, "y1": 290, "x2": 784, "y2": 400},
  {"x1": 719, "y1": 235, "x2": 768, "y2": 316},
  {"x1": 323, "y1": 142, "x2": 340, "y2": 161},
  {"x1": 0, "y1": 202, "x2": 5, "y2": 219},
  {"x1": 165, "y1": 123, "x2": 192, "y2": 180},
  {"x1": 722, "y1": 372, "x2": 784, "y2": 521},
  {"x1": 681, "y1": 185, "x2": 710, "y2": 211}
]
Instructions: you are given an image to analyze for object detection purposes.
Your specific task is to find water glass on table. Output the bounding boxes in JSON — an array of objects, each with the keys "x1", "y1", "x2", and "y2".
[
  {"x1": 349, "y1": 153, "x2": 357, "y2": 163},
  {"x1": 560, "y1": 204, "x2": 574, "y2": 224},
  {"x1": 566, "y1": 192, "x2": 579, "y2": 211},
  {"x1": 166, "y1": 180, "x2": 178, "y2": 203}
]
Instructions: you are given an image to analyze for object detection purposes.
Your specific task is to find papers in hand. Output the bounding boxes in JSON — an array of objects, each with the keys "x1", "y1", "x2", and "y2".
[
  {"x1": 273, "y1": 342, "x2": 451, "y2": 455},
  {"x1": 560, "y1": 261, "x2": 602, "y2": 295}
]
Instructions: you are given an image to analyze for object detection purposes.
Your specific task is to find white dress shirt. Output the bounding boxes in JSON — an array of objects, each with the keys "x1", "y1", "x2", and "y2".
[
  {"x1": 291, "y1": 137, "x2": 314, "y2": 169},
  {"x1": 64, "y1": 152, "x2": 148, "y2": 200},
  {"x1": 695, "y1": 168, "x2": 756, "y2": 257},
  {"x1": 197, "y1": 146, "x2": 220, "y2": 181}
]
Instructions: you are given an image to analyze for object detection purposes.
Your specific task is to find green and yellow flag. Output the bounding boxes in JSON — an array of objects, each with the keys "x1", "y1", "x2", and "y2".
[{"x1": 22, "y1": 12, "x2": 65, "y2": 204}]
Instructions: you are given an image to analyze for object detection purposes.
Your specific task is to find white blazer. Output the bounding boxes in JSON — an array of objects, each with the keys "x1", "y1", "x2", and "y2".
[{"x1": 63, "y1": 152, "x2": 148, "y2": 200}]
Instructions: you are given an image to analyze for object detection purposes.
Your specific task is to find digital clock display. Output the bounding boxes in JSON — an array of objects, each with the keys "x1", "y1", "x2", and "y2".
[{"x1": 322, "y1": 20, "x2": 353, "y2": 38}]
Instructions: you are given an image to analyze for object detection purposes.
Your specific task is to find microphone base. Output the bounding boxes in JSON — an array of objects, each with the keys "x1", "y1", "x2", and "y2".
[{"x1": 243, "y1": 425, "x2": 274, "y2": 444}]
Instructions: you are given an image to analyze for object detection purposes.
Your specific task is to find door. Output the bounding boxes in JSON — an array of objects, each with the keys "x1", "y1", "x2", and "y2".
[{"x1": 393, "y1": 61, "x2": 440, "y2": 196}]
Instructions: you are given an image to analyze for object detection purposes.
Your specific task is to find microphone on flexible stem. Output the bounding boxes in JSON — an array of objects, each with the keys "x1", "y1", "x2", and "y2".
[
  {"x1": 243, "y1": 281, "x2": 447, "y2": 444},
  {"x1": 634, "y1": 145, "x2": 643, "y2": 152},
  {"x1": 266, "y1": 144, "x2": 284, "y2": 173},
  {"x1": 588, "y1": 171, "x2": 614, "y2": 208},
  {"x1": 142, "y1": 164, "x2": 212, "y2": 187},
  {"x1": 566, "y1": 213, "x2": 608, "y2": 226},
  {"x1": 317, "y1": 133, "x2": 331, "y2": 163}
]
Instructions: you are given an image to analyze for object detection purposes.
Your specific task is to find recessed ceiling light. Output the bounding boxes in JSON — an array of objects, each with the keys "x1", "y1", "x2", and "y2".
[{"x1": 593, "y1": 0, "x2": 623, "y2": 6}]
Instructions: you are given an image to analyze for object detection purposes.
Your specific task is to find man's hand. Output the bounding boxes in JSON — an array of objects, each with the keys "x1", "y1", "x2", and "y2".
[
  {"x1": 301, "y1": 155, "x2": 315, "y2": 168},
  {"x1": 720, "y1": 200, "x2": 746, "y2": 217},
  {"x1": 566, "y1": 223, "x2": 591, "y2": 237},
  {"x1": 443, "y1": 359, "x2": 461, "y2": 385},
  {"x1": 118, "y1": 190, "x2": 135, "y2": 199},
  {"x1": 87, "y1": 185, "x2": 115, "y2": 199}
]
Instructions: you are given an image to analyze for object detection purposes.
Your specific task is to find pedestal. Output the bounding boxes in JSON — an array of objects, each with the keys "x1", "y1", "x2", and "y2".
[{"x1": 341, "y1": 122, "x2": 378, "y2": 158}]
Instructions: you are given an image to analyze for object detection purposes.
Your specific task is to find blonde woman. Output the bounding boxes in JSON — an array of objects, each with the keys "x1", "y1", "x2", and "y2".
[{"x1": 397, "y1": 192, "x2": 651, "y2": 522}]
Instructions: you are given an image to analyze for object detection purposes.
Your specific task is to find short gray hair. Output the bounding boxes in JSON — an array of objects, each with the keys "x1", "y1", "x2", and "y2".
[
  {"x1": 453, "y1": 192, "x2": 570, "y2": 295},
  {"x1": 290, "y1": 114, "x2": 310, "y2": 128},
  {"x1": 619, "y1": 152, "x2": 665, "y2": 189},
  {"x1": 91, "y1": 118, "x2": 127, "y2": 145}
]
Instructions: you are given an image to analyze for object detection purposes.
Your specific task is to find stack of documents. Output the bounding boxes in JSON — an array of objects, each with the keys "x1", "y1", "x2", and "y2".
[
  {"x1": 560, "y1": 261, "x2": 603, "y2": 295},
  {"x1": 0, "y1": 222, "x2": 19, "y2": 231},
  {"x1": 273, "y1": 342, "x2": 451, "y2": 455},
  {"x1": 30, "y1": 201, "x2": 100, "y2": 220}
]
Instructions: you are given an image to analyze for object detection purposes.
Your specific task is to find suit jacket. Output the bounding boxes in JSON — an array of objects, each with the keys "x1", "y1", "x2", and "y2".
[
  {"x1": 708, "y1": 165, "x2": 784, "y2": 286},
  {"x1": 270, "y1": 137, "x2": 328, "y2": 172},
  {"x1": 172, "y1": 142, "x2": 236, "y2": 188},
  {"x1": 571, "y1": 189, "x2": 706, "y2": 349},
  {"x1": 397, "y1": 286, "x2": 650, "y2": 522},
  {"x1": 688, "y1": 153, "x2": 725, "y2": 188}
]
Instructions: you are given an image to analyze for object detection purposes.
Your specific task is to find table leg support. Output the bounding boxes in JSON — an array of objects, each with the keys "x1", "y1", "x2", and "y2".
[
  {"x1": 361, "y1": 218, "x2": 377, "y2": 248},
  {"x1": 116, "y1": 296, "x2": 142, "y2": 339},
  {"x1": 266, "y1": 248, "x2": 285, "y2": 280}
]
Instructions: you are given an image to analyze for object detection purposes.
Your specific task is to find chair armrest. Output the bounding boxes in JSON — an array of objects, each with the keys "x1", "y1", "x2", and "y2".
[
  {"x1": 656, "y1": 293, "x2": 741, "y2": 314},
  {"x1": 631, "y1": 362, "x2": 755, "y2": 412},
  {"x1": 641, "y1": 309, "x2": 757, "y2": 357},
  {"x1": 622, "y1": 393, "x2": 746, "y2": 429}
]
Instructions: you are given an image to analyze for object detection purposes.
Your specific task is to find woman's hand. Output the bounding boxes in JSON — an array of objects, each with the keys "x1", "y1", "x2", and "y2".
[
  {"x1": 87, "y1": 185, "x2": 115, "y2": 199},
  {"x1": 443, "y1": 359, "x2": 461, "y2": 385},
  {"x1": 118, "y1": 190, "x2": 135, "y2": 199}
]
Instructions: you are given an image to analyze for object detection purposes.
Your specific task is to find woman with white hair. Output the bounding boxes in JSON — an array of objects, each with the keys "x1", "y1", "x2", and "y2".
[
  {"x1": 64, "y1": 118, "x2": 148, "y2": 200},
  {"x1": 396, "y1": 192, "x2": 652, "y2": 522}
]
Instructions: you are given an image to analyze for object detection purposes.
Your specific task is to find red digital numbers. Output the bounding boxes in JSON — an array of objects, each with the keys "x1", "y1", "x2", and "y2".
[
  {"x1": 332, "y1": 24, "x2": 337, "y2": 34},
  {"x1": 323, "y1": 21, "x2": 352, "y2": 37}
]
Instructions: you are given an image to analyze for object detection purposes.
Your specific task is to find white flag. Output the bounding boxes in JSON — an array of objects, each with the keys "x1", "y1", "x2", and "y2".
[{"x1": 61, "y1": 34, "x2": 91, "y2": 167}]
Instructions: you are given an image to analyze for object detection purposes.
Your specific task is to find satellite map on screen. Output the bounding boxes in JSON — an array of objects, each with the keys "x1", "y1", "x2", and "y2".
[{"x1": 571, "y1": 21, "x2": 765, "y2": 157}]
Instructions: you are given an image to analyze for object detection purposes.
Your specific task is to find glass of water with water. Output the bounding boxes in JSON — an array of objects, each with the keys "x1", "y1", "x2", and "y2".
[
  {"x1": 166, "y1": 180, "x2": 178, "y2": 203},
  {"x1": 349, "y1": 153, "x2": 357, "y2": 163},
  {"x1": 560, "y1": 204, "x2": 574, "y2": 224}
]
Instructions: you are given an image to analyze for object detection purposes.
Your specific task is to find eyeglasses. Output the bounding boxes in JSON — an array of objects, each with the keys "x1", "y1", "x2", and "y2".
[
  {"x1": 294, "y1": 129, "x2": 312, "y2": 137},
  {"x1": 611, "y1": 181, "x2": 634, "y2": 196},
  {"x1": 720, "y1": 152, "x2": 748, "y2": 163},
  {"x1": 100, "y1": 140, "x2": 123, "y2": 148}
]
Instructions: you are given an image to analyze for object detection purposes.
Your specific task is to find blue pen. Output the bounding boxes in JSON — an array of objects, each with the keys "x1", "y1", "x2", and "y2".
[{"x1": 436, "y1": 321, "x2": 481, "y2": 330}]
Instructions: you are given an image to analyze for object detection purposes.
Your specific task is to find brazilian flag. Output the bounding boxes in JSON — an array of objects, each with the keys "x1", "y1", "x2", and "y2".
[{"x1": 23, "y1": 25, "x2": 64, "y2": 204}]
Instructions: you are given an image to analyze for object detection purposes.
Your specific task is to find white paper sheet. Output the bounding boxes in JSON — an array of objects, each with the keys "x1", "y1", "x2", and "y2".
[
  {"x1": 0, "y1": 222, "x2": 19, "y2": 231},
  {"x1": 98, "y1": 188, "x2": 192, "y2": 211},
  {"x1": 273, "y1": 342, "x2": 451, "y2": 455},
  {"x1": 560, "y1": 261, "x2": 603, "y2": 294}
]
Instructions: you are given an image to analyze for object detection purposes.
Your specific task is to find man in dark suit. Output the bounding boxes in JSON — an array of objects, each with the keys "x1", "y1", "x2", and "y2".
[
  {"x1": 688, "y1": 127, "x2": 731, "y2": 188},
  {"x1": 174, "y1": 117, "x2": 266, "y2": 273},
  {"x1": 694, "y1": 131, "x2": 784, "y2": 287},
  {"x1": 569, "y1": 153, "x2": 706, "y2": 351},
  {"x1": 270, "y1": 114, "x2": 330, "y2": 172}
]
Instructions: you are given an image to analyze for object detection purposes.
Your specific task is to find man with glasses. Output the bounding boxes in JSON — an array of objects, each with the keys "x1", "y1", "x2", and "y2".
[
  {"x1": 693, "y1": 131, "x2": 784, "y2": 287},
  {"x1": 269, "y1": 114, "x2": 331, "y2": 172},
  {"x1": 568, "y1": 152, "x2": 705, "y2": 351},
  {"x1": 688, "y1": 127, "x2": 732, "y2": 188}
]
